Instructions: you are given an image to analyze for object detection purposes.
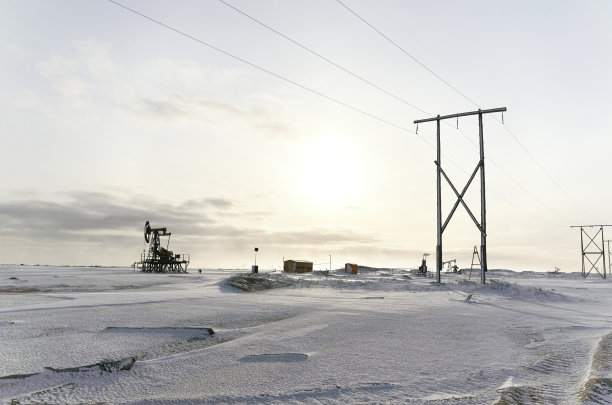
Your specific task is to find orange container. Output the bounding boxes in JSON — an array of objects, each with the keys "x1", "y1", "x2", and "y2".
[{"x1": 345, "y1": 263, "x2": 358, "y2": 274}]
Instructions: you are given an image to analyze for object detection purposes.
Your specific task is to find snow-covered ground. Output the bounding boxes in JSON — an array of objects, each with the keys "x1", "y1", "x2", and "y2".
[{"x1": 0, "y1": 265, "x2": 611, "y2": 404}]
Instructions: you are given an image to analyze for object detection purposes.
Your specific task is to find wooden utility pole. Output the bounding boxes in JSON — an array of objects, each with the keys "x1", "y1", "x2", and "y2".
[{"x1": 414, "y1": 107, "x2": 506, "y2": 284}]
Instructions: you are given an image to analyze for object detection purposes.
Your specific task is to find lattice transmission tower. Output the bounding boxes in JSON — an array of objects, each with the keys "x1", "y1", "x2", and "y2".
[{"x1": 571, "y1": 225, "x2": 610, "y2": 279}]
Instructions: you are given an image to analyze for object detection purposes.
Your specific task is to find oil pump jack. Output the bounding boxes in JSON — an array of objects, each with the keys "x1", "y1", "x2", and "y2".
[{"x1": 135, "y1": 221, "x2": 190, "y2": 273}]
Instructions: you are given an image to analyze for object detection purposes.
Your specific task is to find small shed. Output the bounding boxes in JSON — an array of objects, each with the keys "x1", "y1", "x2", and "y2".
[
  {"x1": 345, "y1": 263, "x2": 359, "y2": 274},
  {"x1": 284, "y1": 260, "x2": 313, "y2": 273}
]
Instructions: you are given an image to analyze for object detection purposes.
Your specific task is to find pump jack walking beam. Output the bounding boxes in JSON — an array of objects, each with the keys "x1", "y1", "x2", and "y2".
[{"x1": 415, "y1": 107, "x2": 506, "y2": 285}]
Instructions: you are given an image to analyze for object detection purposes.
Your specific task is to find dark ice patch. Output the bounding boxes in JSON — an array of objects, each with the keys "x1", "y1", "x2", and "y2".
[
  {"x1": 104, "y1": 326, "x2": 214, "y2": 338},
  {"x1": 45, "y1": 357, "x2": 136, "y2": 373},
  {"x1": 0, "y1": 357, "x2": 135, "y2": 380}
]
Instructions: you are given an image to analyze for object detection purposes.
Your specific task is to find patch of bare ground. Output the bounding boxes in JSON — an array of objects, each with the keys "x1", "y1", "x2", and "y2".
[{"x1": 226, "y1": 273, "x2": 292, "y2": 292}]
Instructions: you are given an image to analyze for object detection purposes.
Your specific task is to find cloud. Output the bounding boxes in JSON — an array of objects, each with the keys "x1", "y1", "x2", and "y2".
[
  {"x1": 176, "y1": 223, "x2": 376, "y2": 248},
  {"x1": 179, "y1": 197, "x2": 234, "y2": 210},
  {"x1": 137, "y1": 93, "x2": 297, "y2": 137},
  {"x1": 74, "y1": 40, "x2": 117, "y2": 80},
  {"x1": 0, "y1": 189, "x2": 388, "y2": 267},
  {"x1": 190, "y1": 96, "x2": 252, "y2": 119},
  {"x1": 36, "y1": 53, "x2": 79, "y2": 78},
  {"x1": 0, "y1": 191, "x2": 375, "y2": 245},
  {"x1": 36, "y1": 52, "x2": 93, "y2": 105},
  {"x1": 0, "y1": 190, "x2": 217, "y2": 241},
  {"x1": 136, "y1": 94, "x2": 244, "y2": 122},
  {"x1": 141, "y1": 98, "x2": 188, "y2": 119},
  {"x1": 32, "y1": 46, "x2": 298, "y2": 138},
  {"x1": 32, "y1": 41, "x2": 121, "y2": 126},
  {"x1": 262, "y1": 229, "x2": 376, "y2": 246}
]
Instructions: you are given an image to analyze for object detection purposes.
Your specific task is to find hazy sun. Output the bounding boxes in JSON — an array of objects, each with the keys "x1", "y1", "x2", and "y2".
[{"x1": 296, "y1": 134, "x2": 363, "y2": 207}]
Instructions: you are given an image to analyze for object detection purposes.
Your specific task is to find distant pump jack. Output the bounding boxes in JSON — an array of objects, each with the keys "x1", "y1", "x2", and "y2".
[{"x1": 134, "y1": 221, "x2": 190, "y2": 273}]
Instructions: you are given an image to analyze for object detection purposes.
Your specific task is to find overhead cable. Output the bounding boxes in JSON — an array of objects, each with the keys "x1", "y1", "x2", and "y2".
[
  {"x1": 106, "y1": 0, "x2": 565, "y2": 228},
  {"x1": 495, "y1": 119, "x2": 599, "y2": 221},
  {"x1": 218, "y1": 0, "x2": 430, "y2": 117},
  {"x1": 336, "y1": 0, "x2": 599, "y2": 222},
  {"x1": 335, "y1": 0, "x2": 480, "y2": 109},
  {"x1": 218, "y1": 0, "x2": 573, "y2": 225},
  {"x1": 106, "y1": 0, "x2": 423, "y2": 142}
]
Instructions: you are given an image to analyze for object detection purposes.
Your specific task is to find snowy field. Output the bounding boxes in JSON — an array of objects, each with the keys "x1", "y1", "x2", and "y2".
[{"x1": 1, "y1": 265, "x2": 611, "y2": 404}]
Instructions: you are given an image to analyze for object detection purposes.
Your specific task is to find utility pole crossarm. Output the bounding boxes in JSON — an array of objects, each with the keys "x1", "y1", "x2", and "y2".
[
  {"x1": 570, "y1": 225, "x2": 612, "y2": 228},
  {"x1": 414, "y1": 107, "x2": 506, "y2": 124}
]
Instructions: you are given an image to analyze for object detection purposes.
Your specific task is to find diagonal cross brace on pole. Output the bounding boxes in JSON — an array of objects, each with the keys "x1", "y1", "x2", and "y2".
[
  {"x1": 415, "y1": 107, "x2": 506, "y2": 285},
  {"x1": 436, "y1": 159, "x2": 484, "y2": 235},
  {"x1": 583, "y1": 229, "x2": 602, "y2": 252},
  {"x1": 582, "y1": 227, "x2": 605, "y2": 278},
  {"x1": 584, "y1": 254, "x2": 603, "y2": 277}
]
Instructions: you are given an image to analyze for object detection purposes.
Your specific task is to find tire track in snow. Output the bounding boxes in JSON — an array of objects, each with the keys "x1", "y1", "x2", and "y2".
[
  {"x1": 495, "y1": 332, "x2": 601, "y2": 404},
  {"x1": 579, "y1": 331, "x2": 612, "y2": 404}
]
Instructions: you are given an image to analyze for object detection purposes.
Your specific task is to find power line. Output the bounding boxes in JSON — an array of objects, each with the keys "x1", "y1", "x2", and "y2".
[
  {"x1": 487, "y1": 157, "x2": 571, "y2": 223},
  {"x1": 106, "y1": 0, "x2": 421, "y2": 140},
  {"x1": 218, "y1": 0, "x2": 571, "y2": 225},
  {"x1": 336, "y1": 0, "x2": 600, "y2": 222},
  {"x1": 217, "y1": 0, "x2": 477, "y2": 144},
  {"x1": 218, "y1": 0, "x2": 430, "y2": 117},
  {"x1": 335, "y1": 0, "x2": 480, "y2": 109},
  {"x1": 492, "y1": 117, "x2": 599, "y2": 221},
  {"x1": 449, "y1": 124, "x2": 570, "y2": 223},
  {"x1": 220, "y1": 0, "x2": 489, "y2": 158},
  {"x1": 416, "y1": 123, "x2": 567, "y2": 227},
  {"x1": 219, "y1": 0, "x2": 499, "y2": 159},
  {"x1": 106, "y1": 0, "x2": 569, "y2": 228},
  {"x1": 105, "y1": 1, "x2": 500, "y2": 181},
  {"x1": 217, "y1": 0, "x2": 502, "y2": 166}
]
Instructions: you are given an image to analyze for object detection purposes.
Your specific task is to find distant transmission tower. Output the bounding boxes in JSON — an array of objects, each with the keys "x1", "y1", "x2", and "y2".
[
  {"x1": 414, "y1": 107, "x2": 506, "y2": 284},
  {"x1": 607, "y1": 240, "x2": 612, "y2": 277},
  {"x1": 469, "y1": 245, "x2": 481, "y2": 280},
  {"x1": 570, "y1": 225, "x2": 610, "y2": 279}
]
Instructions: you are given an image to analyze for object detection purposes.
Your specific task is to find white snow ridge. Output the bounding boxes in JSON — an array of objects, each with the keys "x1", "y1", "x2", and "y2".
[{"x1": 0, "y1": 265, "x2": 611, "y2": 404}]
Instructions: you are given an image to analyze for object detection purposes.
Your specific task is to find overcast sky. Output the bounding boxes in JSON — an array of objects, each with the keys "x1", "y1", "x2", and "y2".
[{"x1": 1, "y1": 1, "x2": 611, "y2": 272}]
